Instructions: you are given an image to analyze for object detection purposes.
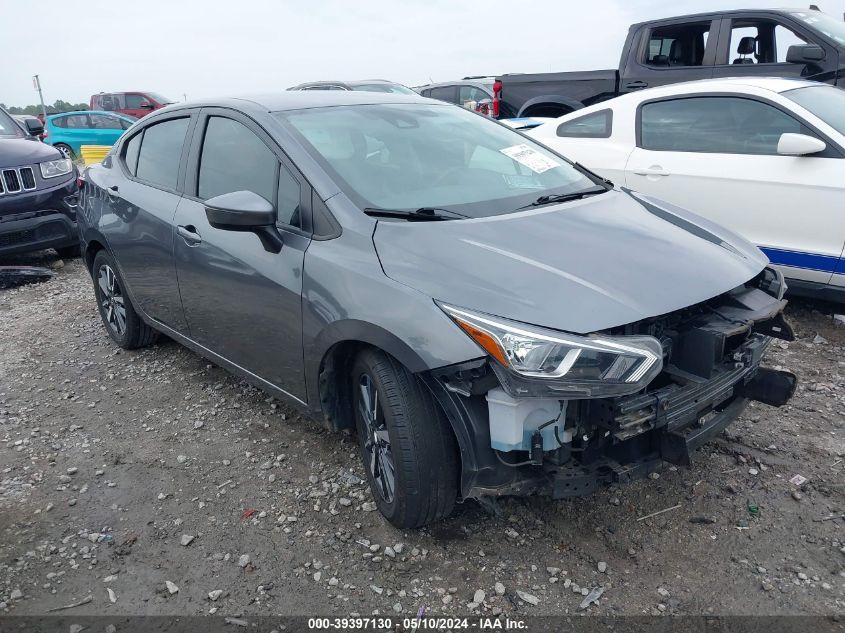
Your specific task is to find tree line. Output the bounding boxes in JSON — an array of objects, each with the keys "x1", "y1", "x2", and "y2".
[{"x1": 1, "y1": 100, "x2": 89, "y2": 115}]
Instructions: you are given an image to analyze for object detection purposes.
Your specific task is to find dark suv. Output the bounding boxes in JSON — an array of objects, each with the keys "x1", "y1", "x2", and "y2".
[{"x1": 0, "y1": 106, "x2": 80, "y2": 258}]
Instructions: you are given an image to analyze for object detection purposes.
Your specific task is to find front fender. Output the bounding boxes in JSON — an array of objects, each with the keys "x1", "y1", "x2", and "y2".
[{"x1": 309, "y1": 318, "x2": 430, "y2": 380}]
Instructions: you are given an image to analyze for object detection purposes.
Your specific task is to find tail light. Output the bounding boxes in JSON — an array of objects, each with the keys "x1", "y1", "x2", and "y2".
[
  {"x1": 41, "y1": 129, "x2": 48, "y2": 140},
  {"x1": 492, "y1": 80, "x2": 503, "y2": 118}
]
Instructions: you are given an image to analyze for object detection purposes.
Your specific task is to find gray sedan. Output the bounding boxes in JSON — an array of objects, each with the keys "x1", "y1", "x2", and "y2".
[{"x1": 79, "y1": 91, "x2": 795, "y2": 527}]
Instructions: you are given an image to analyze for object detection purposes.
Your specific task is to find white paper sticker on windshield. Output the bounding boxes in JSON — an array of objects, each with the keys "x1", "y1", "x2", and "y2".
[{"x1": 500, "y1": 144, "x2": 560, "y2": 174}]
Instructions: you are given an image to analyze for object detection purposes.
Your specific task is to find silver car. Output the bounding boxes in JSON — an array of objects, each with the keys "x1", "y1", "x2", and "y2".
[{"x1": 79, "y1": 91, "x2": 796, "y2": 527}]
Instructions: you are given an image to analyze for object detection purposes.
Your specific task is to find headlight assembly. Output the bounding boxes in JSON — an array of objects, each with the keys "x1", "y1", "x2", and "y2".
[
  {"x1": 439, "y1": 303, "x2": 663, "y2": 398},
  {"x1": 40, "y1": 158, "x2": 73, "y2": 179}
]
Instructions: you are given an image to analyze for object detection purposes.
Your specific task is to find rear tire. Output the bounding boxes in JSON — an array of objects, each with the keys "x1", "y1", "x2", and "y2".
[
  {"x1": 92, "y1": 250, "x2": 157, "y2": 349},
  {"x1": 352, "y1": 349, "x2": 459, "y2": 528}
]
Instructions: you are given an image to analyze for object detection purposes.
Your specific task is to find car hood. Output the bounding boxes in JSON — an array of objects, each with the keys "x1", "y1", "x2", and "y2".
[
  {"x1": 373, "y1": 189, "x2": 768, "y2": 334},
  {"x1": 0, "y1": 138, "x2": 62, "y2": 168}
]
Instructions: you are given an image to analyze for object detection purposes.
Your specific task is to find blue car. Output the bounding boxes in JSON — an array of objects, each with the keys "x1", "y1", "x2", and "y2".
[{"x1": 45, "y1": 111, "x2": 135, "y2": 159}]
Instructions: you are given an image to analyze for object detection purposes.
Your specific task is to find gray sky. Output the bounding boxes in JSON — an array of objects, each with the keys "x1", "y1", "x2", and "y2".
[{"x1": 3, "y1": 0, "x2": 844, "y2": 106}]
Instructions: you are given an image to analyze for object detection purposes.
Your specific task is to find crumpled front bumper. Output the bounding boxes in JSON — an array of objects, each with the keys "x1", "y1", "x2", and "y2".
[
  {"x1": 426, "y1": 270, "x2": 798, "y2": 501},
  {"x1": 550, "y1": 352, "x2": 796, "y2": 499}
]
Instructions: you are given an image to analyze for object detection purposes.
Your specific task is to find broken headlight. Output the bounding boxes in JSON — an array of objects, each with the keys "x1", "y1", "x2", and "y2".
[{"x1": 439, "y1": 303, "x2": 663, "y2": 398}]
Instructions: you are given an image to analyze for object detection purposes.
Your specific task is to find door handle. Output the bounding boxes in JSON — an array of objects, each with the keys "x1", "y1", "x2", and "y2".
[
  {"x1": 177, "y1": 224, "x2": 202, "y2": 245},
  {"x1": 625, "y1": 81, "x2": 649, "y2": 89},
  {"x1": 632, "y1": 166, "x2": 670, "y2": 177}
]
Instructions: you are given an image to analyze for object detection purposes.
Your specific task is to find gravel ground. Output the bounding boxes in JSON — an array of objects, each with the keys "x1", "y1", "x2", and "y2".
[{"x1": 1, "y1": 251, "x2": 844, "y2": 618}]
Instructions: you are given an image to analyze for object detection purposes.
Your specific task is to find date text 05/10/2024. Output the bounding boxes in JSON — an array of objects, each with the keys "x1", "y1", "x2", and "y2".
[{"x1": 306, "y1": 616, "x2": 528, "y2": 630}]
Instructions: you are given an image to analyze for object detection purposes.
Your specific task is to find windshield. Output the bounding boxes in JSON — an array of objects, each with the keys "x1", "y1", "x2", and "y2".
[
  {"x1": 783, "y1": 85, "x2": 845, "y2": 136},
  {"x1": 275, "y1": 103, "x2": 599, "y2": 218},
  {"x1": 790, "y1": 11, "x2": 845, "y2": 46},
  {"x1": 0, "y1": 109, "x2": 25, "y2": 139},
  {"x1": 146, "y1": 92, "x2": 173, "y2": 104},
  {"x1": 352, "y1": 83, "x2": 418, "y2": 95}
]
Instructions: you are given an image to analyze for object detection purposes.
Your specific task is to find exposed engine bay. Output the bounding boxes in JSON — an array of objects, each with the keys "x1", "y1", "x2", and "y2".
[{"x1": 424, "y1": 267, "x2": 797, "y2": 500}]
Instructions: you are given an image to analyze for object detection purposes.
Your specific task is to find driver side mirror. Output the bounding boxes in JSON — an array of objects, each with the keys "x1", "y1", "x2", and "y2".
[
  {"x1": 785, "y1": 44, "x2": 825, "y2": 65},
  {"x1": 24, "y1": 118, "x2": 44, "y2": 137},
  {"x1": 204, "y1": 190, "x2": 283, "y2": 253},
  {"x1": 139, "y1": 102, "x2": 154, "y2": 109},
  {"x1": 777, "y1": 133, "x2": 826, "y2": 156}
]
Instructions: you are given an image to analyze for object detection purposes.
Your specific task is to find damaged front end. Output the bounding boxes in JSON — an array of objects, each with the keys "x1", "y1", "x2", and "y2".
[{"x1": 423, "y1": 267, "x2": 797, "y2": 501}]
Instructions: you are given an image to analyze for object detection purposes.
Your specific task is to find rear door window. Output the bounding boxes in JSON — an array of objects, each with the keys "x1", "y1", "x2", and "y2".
[
  {"x1": 135, "y1": 117, "x2": 190, "y2": 189},
  {"x1": 645, "y1": 22, "x2": 711, "y2": 66},
  {"x1": 57, "y1": 114, "x2": 90, "y2": 129},
  {"x1": 99, "y1": 94, "x2": 124, "y2": 111},
  {"x1": 197, "y1": 116, "x2": 277, "y2": 204},
  {"x1": 89, "y1": 114, "x2": 123, "y2": 129},
  {"x1": 427, "y1": 86, "x2": 458, "y2": 103}
]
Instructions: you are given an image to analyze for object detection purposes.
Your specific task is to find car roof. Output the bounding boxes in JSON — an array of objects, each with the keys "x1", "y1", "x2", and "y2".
[
  {"x1": 582, "y1": 77, "x2": 822, "y2": 112},
  {"x1": 546, "y1": 77, "x2": 826, "y2": 125},
  {"x1": 634, "y1": 76, "x2": 820, "y2": 96},
  {"x1": 162, "y1": 91, "x2": 437, "y2": 114},
  {"x1": 629, "y1": 7, "x2": 802, "y2": 27},
  {"x1": 420, "y1": 79, "x2": 495, "y2": 89},
  {"x1": 289, "y1": 79, "x2": 404, "y2": 89},
  {"x1": 48, "y1": 110, "x2": 132, "y2": 118}
]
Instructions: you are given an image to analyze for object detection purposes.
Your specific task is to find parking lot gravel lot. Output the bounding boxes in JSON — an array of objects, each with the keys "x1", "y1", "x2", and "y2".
[{"x1": 1, "y1": 251, "x2": 844, "y2": 618}]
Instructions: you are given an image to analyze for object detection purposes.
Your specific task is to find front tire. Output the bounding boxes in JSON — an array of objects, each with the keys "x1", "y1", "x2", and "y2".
[
  {"x1": 92, "y1": 250, "x2": 157, "y2": 349},
  {"x1": 55, "y1": 143, "x2": 74, "y2": 159},
  {"x1": 352, "y1": 349, "x2": 459, "y2": 528}
]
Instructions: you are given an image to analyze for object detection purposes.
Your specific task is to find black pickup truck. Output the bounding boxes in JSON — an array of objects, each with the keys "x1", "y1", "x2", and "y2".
[{"x1": 493, "y1": 7, "x2": 845, "y2": 118}]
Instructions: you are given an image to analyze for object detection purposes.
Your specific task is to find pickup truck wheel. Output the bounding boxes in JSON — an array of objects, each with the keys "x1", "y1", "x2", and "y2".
[
  {"x1": 92, "y1": 250, "x2": 157, "y2": 349},
  {"x1": 352, "y1": 349, "x2": 459, "y2": 528}
]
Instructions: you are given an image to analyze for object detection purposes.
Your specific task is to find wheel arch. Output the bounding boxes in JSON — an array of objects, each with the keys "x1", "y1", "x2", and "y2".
[
  {"x1": 517, "y1": 95, "x2": 585, "y2": 118},
  {"x1": 307, "y1": 319, "x2": 431, "y2": 432},
  {"x1": 82, "y1": 229, "x2": 110, "y2": 273}
]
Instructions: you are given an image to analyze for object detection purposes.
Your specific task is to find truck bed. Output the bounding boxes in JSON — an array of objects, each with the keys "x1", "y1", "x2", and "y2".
[{"x1": 497, "y1": 69, "x2": 619, "y2": 118}]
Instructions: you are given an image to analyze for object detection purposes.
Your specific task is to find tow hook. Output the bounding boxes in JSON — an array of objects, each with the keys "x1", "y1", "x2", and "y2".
[{"x1": 738, "y1": 368, "x2": 797, "y2": 407}]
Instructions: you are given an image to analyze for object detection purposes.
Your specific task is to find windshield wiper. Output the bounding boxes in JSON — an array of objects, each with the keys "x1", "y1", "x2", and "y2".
[
  {"x1": 517, "y1": 185, "x2": 609, "y2": 211},
  {"x1": 363, "y1": 207, "x2": 465, "y2": 221}
]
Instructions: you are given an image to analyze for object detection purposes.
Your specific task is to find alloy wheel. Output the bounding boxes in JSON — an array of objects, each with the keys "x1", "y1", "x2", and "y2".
[
  {"x1": 97, "y1": 264, "x2": 127, "y2": 337},
  {"x1": 358, "y1": 373, "x2": 396, "y2": 503}
]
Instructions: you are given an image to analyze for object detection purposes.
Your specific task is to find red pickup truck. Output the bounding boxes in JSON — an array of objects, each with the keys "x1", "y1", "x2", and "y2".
[{"x1": 89, "y1": 92, "x2": 174, "y2": 119}]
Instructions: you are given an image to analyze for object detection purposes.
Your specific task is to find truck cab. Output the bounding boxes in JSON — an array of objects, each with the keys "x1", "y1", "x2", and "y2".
[
  {"x1": 621, "y1": 8, "x2": 844, "y2": 93},
  {"x1": 90, "y1": 92, "x2": 174, "y2": 119},
  {"x1": 494, "y1": 7, "x2": 845, "y2": 119}
]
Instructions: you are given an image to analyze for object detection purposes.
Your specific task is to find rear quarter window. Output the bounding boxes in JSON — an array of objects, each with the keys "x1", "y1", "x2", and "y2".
[
  {"x1": 557, "y1": 109, "x2": 613, "y2": 138},
  {"x1": 122, "y1": 132, "x2": 142, "y2": 176}
]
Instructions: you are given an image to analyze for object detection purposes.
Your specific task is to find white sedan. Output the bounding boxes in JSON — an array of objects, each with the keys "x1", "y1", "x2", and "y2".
[{"x1": 527, "y1": 77, "x2": 845, "y2": 300}]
